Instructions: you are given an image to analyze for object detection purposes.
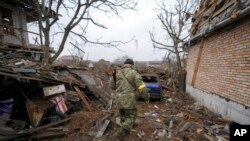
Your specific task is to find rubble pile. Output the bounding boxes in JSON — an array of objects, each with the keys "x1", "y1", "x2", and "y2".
[
  {"x1": 0, "y1": 47, "x2": 113, "y2": 140},
  {"x1": 0, "y1": 49, "x2": 230, "y2": 141},
  {"x1": 93, "y1": 59, "x2": 112, "y2": 82}
]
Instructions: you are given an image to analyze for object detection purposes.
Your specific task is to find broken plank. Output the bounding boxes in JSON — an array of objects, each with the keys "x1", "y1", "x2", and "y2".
[
  {"x1": 1, "y1": 117, "x2": 72, "y2": 141},
  {"x1": 0, "y1": 127, "x2": 17, "y2": 136},
  {"x1": 28, "y1": 132, "x2": 66, "y2": 139},
  {"x1": 88, "y1": 114, "x2": 112, "y2": 137},
  {"x1": 0, "y1": 71, "x2": 55, "y2": 83},
  {"x1": 212, "y1": 1, "x2": 236, "y2": 18},
  {"x1": 74, "y1": 86, "x2": 93, "y2": 111},
  {"x1": 27, "y1": 129, "x2": 69, "y2": 139},
  {"x1": 12, "y1": 68, "x2": 36, "y2": 73},
  {"x1": 0, "y1": 67, "x2": 16, "y2": 73},
  {"x1": 24, "y1": 117, "x2": 72, "y2": 134},
  {"x1": 100, "y1": 113, "x2": 112, "y2": 121},
  {"x1": 95, "y1": 120, "x2": 110, "y2": 138}
]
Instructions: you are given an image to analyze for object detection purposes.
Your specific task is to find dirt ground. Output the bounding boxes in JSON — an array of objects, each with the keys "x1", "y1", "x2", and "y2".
[{"x1": 60, "y1": 90, "x2": 230, "y2": 141}]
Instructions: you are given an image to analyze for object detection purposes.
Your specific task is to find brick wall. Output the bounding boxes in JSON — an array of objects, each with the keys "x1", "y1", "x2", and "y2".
[{"x1": 186, "y1": 16, "x2": 250, "y2": 107}]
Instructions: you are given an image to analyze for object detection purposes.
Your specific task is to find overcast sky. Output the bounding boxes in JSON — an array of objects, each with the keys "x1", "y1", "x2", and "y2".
[
  {"x1": 28, "y1": 0, "x2": 171, "y2": 62},
  {"x1": 63, "y1": 0, "x2": 168, "y2": 62}
]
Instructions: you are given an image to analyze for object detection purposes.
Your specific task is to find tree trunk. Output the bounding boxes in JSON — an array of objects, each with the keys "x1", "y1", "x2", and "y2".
[
  {"x1": 178, "y1": 69, "x2": 187, "y2": 92},
  {"x1": 176, "y1": 51, "x2": 182, "y2": 69},
  {"x1": 174, "y1": 43, "x2": 182, "y2": 69},
  {"x1": 49, "y1": 31, "x2": 70, "y2": 64},
  {"x1": 43, "y1": 30, "x2": 50, "y2": 65}
]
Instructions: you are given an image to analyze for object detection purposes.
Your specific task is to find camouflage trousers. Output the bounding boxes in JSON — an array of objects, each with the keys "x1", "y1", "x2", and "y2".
[{"x1": 119, "y1": 109, "x2": 137, "y2": 131}]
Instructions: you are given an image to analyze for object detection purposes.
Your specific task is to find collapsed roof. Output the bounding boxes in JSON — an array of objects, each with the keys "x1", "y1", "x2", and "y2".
[
  {"x1": 1, "y1": 0, "x2": 56, "y2": 23},
  {"x1": 186, "y1": 0, "x2": 250, "y2": 46}
]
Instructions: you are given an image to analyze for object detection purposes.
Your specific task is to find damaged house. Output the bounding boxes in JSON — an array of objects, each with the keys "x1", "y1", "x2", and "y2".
[
  {"x1": 185, "y1": 0, "x2": 250, "y2": 124},
  {"x1": 0, "y1": 0, "x2": 55, "y2": 61},
  {"x1": 0, "y1": 0, "x2": 29, "y2": 47},
  {"x1": 0, "y1": 1, "x2": 112, "y2": 139},
  {"x1": 0, "y1": 0, "x2": 79, "y2": 128}
]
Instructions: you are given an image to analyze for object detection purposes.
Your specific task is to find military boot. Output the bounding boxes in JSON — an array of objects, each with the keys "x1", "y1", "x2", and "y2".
[{"x1": 117, "y1": 128, "x2": 129, "y2": 141}]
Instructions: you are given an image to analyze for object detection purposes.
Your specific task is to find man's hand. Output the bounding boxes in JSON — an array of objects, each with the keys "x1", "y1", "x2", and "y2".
[{"x1": 140, "y1": 87, "x2": 150, "y2": 102}]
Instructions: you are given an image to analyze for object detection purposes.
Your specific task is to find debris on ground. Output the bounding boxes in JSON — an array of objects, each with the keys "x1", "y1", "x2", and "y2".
[
  {"x1": 0, "y1": 53, "x2": 231, "y2": 140},
  {"x1": 0, "y1": 40, "x2": 230, "y2": 141}
]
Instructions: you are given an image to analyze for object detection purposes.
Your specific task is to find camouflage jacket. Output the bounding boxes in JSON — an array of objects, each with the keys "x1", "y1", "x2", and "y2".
[{"x1": 109, "y1": 64, "x2": 149, "y2": 109}]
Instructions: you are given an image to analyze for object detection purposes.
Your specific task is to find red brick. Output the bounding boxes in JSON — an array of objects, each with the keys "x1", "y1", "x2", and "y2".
[{"x1": 186, "y1": 16, "x2": 250, "y2": 107}]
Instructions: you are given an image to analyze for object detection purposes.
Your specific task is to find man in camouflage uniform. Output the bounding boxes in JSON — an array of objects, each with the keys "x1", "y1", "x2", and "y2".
[{"x1": 109, "y1": 59, "x2": 149, "y2": 141}]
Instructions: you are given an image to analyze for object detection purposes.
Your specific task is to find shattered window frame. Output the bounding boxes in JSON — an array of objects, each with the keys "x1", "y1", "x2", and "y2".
[{"x1": 1, "y1": 6, "x2": 14, "y2": 35}]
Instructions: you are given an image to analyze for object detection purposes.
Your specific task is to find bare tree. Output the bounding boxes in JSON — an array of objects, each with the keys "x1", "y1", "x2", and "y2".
[
  {"x1": 149, "y1": 0, "x2": 197, "y2": 69},
  {"x1": 25, "y1": 0, "x2": 137, "y2": 65}
]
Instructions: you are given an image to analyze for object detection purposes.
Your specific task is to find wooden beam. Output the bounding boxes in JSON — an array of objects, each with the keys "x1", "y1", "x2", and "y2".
[
  {"x1": 27, "y1": 129, "x2": 69, "y2": 139},
  {"x1": 212, "y1": 1, "x2": 236, "y2": 18},
  {"x1": 191, "y1": 39, "x2": 205, "y2": 86},
  {"x1": 0, "y1": 71, "x2": 85, "y2": 88},
  {"x1": 74, "y1": 86, "x2": 93, "y2": 111},
  {"x1": 12, "y1": 68, "x2": 36, "y2": 73},
  {"x1": 95, "y1": 120, "x2": 110, "y2": 138},
  {"x1": 0, "y1": 71, "x2": 50, "y2": 83},
  {"x1": 24, "y1": 117, "x2": 72, "y2": 134},
  {"x1": 1, "y1": 117, "x2": 72, "y2": 140}
]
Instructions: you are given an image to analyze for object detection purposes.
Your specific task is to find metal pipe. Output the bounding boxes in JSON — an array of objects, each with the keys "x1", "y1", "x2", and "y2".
[{"x1": 186, "y1": 6, "x2": 250, "y2": 47}]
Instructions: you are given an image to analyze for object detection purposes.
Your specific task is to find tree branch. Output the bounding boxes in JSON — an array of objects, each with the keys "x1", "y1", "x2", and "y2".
[
  {"x1": 70, "y1": 42, "x2": 86, "y2": 54},
  {"x1": 82, "y1": 18, "x2": 107, "y2": 29},
  {"x1": 153, "y1": 45, "x2": 175, "y2": 54}
]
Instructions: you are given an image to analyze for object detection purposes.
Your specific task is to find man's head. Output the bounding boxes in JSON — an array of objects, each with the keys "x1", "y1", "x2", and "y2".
[{"x1": 124, "y1": 59, "x2": 134, "y2": 65}]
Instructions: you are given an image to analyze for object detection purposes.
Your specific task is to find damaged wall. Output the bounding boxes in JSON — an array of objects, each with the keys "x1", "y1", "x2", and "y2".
[
  {"x1": 186, "y1": 15, "x2": 250, "y2": 124},
  {"x1": 0, "y1": 1, "x2": 29, "y2": 46}
]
